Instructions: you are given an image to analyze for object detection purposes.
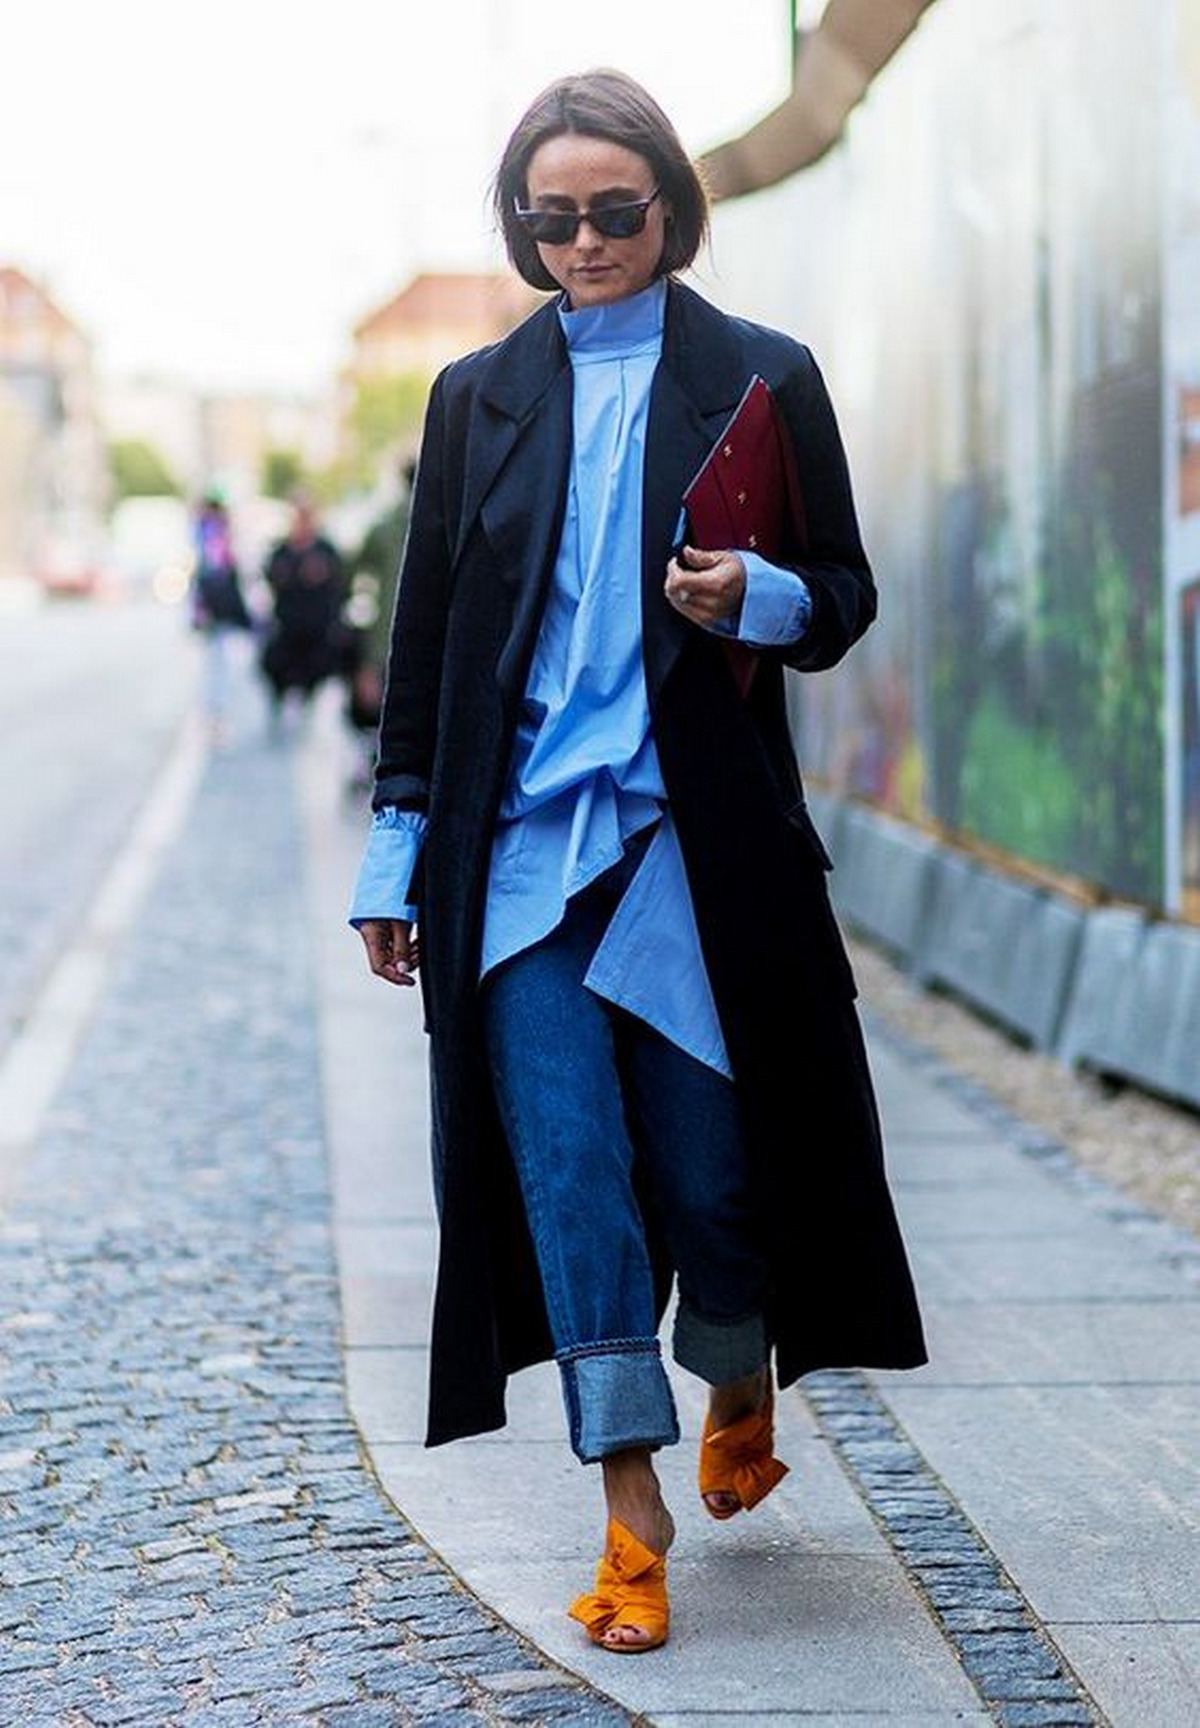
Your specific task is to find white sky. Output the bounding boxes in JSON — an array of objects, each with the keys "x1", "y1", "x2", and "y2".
[{"x1": 4, "y1": 1, "x2": 791, "y2": 394}]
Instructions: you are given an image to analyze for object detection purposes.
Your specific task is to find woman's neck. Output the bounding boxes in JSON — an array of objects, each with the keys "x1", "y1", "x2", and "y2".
[{"x1": 558, "y1": 277, "x2": 666, "y2": 355}]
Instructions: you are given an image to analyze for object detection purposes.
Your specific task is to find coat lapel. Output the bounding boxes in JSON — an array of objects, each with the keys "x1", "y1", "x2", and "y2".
[
  {"x1": 487, "y1": 367, "x2": 573, "y2": 702},
  {"x1": 641, "y1": 282, "x2": 752, "y2": 706},
  {"x1": 452, "y1": 299, "x2": 569, "y2": 572},
  {"x1": 449, "y1": 298, "x2": 573, "y2": 706}
]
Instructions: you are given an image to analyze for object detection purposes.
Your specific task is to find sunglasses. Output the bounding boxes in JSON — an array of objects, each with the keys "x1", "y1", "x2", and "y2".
[{"x1": 513, "y1": 188, "x2": 661, "y2": 245}]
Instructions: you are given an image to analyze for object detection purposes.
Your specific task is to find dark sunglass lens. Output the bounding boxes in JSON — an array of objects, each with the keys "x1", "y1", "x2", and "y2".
[
  {"x1": 516, "y1": 209, "x2": 577, "y2": 244},
  {"x1": 539, "y1": 213, "x2": 579, "y2": 244},
  {"x1": 515, "y1": 192, "x2": 655, "y2": 244},
  {"x1": 593, "y1": 204, "x2": 646, "y2": 239}
]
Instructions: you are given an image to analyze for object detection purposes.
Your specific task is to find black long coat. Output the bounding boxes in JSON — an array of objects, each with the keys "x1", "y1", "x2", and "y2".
[{"x1": 374, "y1": 279, "x2": 926, "y2": 1446}]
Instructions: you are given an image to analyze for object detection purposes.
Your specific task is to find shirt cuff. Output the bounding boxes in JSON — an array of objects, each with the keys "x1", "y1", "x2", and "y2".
[
  {"x1": 706, "y1": 553, "x2": 813, "y2": 647},
  {"x1": 348, "y1": 808, "x2": 428, "y2": 926}
]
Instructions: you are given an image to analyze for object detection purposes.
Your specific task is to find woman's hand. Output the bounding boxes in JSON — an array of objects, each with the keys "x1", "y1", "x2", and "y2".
[
  {"x1": 665, "y1": 546, "x2": 746, "y2": 625},
  {"x1": 358, "y1": 918, "x2": 419, "y2": 987}
]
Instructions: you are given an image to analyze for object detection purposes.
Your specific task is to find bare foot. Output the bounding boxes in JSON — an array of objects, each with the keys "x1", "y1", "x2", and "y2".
[
  {"x1": 600, "y1": 1449, "x2": 674, "y2": 1650},
  {"x1": 703, "y1": 1367, "x2": 768, "y2": 1517}
]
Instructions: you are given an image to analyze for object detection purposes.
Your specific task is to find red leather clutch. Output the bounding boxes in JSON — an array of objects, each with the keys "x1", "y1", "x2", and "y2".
[{"x1": 682, "y1": 374, "x2": 808, "y2": 693}]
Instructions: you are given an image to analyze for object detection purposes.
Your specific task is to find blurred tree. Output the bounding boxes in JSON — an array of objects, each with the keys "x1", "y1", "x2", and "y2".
[
  {"x1": 309, "y1": 459, "x2": 357, "y2": 505},
  {"x1": 344, "y1": 372, "x2": 429, "y2": 488},
  {"x1": 109, "y1": 438, "x2": 181, "y2": 501},
  {"x1": 261, "y1": 447, "x2": 307, "y2": 499}
]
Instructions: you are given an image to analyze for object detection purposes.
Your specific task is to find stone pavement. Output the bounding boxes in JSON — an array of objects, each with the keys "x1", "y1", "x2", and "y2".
[
  {"x1": 2, "y1": 684, "x2": 1199, "y2": 1726},
  {"x1": 0, "y1": 702, "x2": 632, "y2": 1727}
]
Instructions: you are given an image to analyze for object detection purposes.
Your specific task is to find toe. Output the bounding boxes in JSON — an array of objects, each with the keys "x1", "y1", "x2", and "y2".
[
  {"x1": 604, "y1": 1624, "x2": 651, "y2": 1648},
  {"x1": 703, "y1": 1490, "x2": 741, "y2": 1515}
]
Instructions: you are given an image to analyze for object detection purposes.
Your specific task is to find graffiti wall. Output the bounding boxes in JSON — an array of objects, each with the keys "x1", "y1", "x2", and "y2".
[
  {"x1": 1166, "y1": 1, "x2": 1200, "y2": 920},
  {"x1": 707, "y1": 0, "x2": 1178, "y2": 908}
]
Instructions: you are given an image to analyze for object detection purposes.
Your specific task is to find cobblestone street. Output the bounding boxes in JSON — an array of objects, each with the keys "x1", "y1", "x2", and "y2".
[{"x1": 0, "y1": 716, "x2": 630, "y2": 1727}]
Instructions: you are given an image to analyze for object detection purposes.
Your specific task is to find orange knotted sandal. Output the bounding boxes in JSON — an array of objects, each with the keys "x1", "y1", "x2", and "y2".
[
  {"x1": 699, "y1": 1388, "x2": 789, "y2": 1520},
  {"x1": 568, "y1": 1517, "x2": 669, "y2": 1653}
]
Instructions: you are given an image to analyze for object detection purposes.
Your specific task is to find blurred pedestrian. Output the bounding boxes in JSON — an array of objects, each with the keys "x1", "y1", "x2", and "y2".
[
  {"x1": 259, "y1": 493, "x2": 346, "y2": 732},
  {"x1": 189, "y1": 490, "x2": 251, "y2": 742},
  {"x1": 349, "y1": 70, "x2": 925, "y2": 1652}
]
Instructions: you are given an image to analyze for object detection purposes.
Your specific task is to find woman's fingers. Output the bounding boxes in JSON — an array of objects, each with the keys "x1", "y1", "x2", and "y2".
[
  {"x1": 665, "y1": 548, "x2": 747, "y2": 621},
  {"x1": 677, "y1": 544, "x2": 725, "y2": 569},
  {"x1": 359, "y1": 918, "x2": 418, "y2": 987}
]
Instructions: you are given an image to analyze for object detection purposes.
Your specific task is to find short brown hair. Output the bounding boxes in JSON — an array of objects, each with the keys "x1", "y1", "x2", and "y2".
[{"x1": 493, "y1": 69, "x2": 709, "y2": 293}]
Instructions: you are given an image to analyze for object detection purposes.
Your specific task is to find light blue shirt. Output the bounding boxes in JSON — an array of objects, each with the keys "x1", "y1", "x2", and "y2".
[{"x1": 350, "y1": 279, "x2": 812, "y2": 1078}]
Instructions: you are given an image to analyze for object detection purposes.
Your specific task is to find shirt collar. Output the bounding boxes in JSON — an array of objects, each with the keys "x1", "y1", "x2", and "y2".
[{"x1": 557, "y1": 277, "x2": 666, "y2": 358}]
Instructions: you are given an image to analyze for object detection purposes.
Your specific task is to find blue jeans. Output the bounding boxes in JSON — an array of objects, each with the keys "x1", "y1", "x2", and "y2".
[{"x1": 482, "y1": 835, "x2": 768, "y2": 1463}]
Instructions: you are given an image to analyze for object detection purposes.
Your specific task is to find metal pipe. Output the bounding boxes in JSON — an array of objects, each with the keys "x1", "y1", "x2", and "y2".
[{"x1": 701, "y1": 0, "x2": 940, "y2": 200}]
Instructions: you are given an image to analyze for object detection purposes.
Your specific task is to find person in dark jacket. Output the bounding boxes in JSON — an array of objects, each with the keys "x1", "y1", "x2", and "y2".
[
  {"x1": 349, "y1": 70, "x2": 925, "y2": 1653},
  {"x1": 260, "y1": 494, "x2": 346, "y2": 727}
]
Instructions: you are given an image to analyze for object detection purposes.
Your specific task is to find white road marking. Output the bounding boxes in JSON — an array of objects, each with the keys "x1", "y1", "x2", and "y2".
[{"x1": 0, "y1": 717, "x2": 207, "y2": 1209}]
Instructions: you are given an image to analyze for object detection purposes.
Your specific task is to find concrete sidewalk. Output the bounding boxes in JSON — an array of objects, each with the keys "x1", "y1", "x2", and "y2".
[{"x1": 304, "y1": 709, "x2": 1200, "y2": 1728}]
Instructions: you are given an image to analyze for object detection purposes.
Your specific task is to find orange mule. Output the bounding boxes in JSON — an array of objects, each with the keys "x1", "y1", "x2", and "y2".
[
  {"x1": 569, "y1": 1518, "x2": 669, "y2": 1653},
  {"x1": 699, "y1": 1388, "x2": 789, "y2": 1519}
]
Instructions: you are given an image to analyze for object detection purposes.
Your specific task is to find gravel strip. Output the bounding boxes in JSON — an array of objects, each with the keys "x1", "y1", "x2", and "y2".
[{"x1": 850, "y1": 938, "x2": 1200, "y2": 1241}]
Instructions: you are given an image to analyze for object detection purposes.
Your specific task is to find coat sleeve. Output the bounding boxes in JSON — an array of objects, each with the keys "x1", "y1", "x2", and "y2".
[
  {"x1": 770, "y1": 346, "x2": 876, "y2": 672},
  {"x1": 372, "y1": 370, "x2": 453, "y2": 813}
]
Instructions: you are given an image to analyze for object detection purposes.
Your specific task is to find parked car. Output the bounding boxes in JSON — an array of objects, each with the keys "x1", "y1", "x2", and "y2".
[{"x1": 35, "y1": 531, "x2": 104, "y2": 598}]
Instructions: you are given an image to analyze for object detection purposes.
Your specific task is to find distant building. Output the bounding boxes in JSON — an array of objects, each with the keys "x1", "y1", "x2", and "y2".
[
  {"x1": 349, "y1": 271, "x2": 539, "y2": 382},
  {"x1": 197, "y1": 392, "x2": 340, "y2": 501},
  {"x1": 0, "y1": 265, "x2": 106, "y2": 582}
]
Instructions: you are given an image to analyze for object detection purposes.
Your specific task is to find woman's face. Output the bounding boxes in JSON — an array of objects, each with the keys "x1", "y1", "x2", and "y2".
[{"x1": 523, "y1": 134, "x2": 668, "y2": 308}]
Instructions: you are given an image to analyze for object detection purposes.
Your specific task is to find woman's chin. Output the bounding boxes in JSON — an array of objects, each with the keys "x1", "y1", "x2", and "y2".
[{"x1": 567, "y1": 270, "x2": 635, "y2": 306}]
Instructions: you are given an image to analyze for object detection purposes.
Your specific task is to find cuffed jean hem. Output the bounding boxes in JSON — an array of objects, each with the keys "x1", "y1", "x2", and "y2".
[
  {"x1": 556, "y1": 1338, "x2": 681, "y2": 1464},
  {"x1": 672, "y1": 1301, "x2": 768, "y2": 1386}
]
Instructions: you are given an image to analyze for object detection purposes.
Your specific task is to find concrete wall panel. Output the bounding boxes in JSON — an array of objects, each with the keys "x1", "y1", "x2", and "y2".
[{"x1": 829, "y1": 804, "x2": 942, "y2": 965}]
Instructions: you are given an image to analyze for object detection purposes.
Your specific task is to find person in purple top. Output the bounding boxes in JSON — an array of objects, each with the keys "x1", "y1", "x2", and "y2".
[
  {"x1": 350, "y1": 68, "x2": 925, "y2": 1651},
  {"x1": 189, "y1": 491, "x2": 250, "y2": 740}
]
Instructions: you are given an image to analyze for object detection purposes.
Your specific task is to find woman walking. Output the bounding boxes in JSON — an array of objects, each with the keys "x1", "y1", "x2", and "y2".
[
  {"x1": 351, "y1": 69, "x2": 925, "y2": 1653},
  {"x1": 189, "y1": 491, "x2": 251, "y2": 742}
]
